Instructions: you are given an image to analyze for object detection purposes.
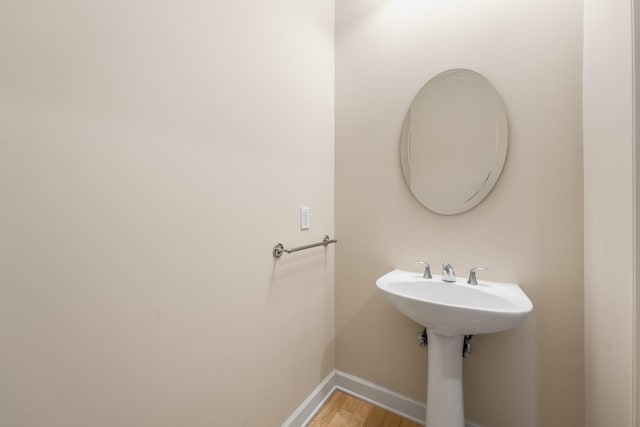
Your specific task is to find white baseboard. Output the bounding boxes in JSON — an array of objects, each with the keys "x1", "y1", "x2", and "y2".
[
  {"x1": 281, "y1": 369, "x2": 484, "y2": 427},
  {"x1": 333, "y1": 370, "x2": 426, "y2": 424},
  {"x1": 281, "y1": 372, "x2": 336, "y2": 427}
]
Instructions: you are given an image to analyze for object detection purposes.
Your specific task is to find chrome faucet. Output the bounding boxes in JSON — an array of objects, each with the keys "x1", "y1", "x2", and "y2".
[
  {"x1": 467, "y1": 267, "x2": 489, "y2": 285},
  {"x1": 442, "y1": 262, "x2": 456, "y2": 282},
  {"x1": 415, "y1": 261, "x2": 432, "y2": 279}
]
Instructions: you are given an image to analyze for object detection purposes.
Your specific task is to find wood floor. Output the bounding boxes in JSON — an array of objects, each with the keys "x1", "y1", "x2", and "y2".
[{"x1": 307, "y1": 390, "x2": 422, "y2": 427}]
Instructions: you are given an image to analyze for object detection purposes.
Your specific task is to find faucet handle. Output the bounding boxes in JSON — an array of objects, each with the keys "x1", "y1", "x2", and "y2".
[
  {"x1": 442, "y1": 262, "x2": 456, "y2": 282},
  {"x1": 467, "y1": 267, "x2": 489, "y2": 285},
  {"x1": 415, "y1": 261, "x2": 432, "y2": 279}
]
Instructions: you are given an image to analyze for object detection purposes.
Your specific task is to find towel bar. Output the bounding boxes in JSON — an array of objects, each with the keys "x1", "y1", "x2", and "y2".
[{"x1": 273, "y1": 235, "x2": 337, "y2": 258}]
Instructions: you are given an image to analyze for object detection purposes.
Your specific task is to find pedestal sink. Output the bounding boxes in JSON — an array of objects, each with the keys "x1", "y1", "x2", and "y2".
[{"x1": 376, "y1": 269, "x2": 533, "y2": 427}]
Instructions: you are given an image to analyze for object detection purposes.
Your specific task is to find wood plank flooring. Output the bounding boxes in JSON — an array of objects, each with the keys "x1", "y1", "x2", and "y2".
[{"x1": 307, "y1": 390, "x2": 422, "y2": 427}]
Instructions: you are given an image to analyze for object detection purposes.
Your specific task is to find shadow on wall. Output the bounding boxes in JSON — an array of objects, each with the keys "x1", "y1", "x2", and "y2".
[
  {"x1": 336, "y1": 282, "x2": 430, "y2": 401},
  {"x1": 337, "y1": 0, "x2": 389, "y2": 28},
  {"x1": 268, "y1": 246, "x2": 336, "y2": 423},
  {"x1": 269, "y1": 249, "x2": 330, "y2": 308}
]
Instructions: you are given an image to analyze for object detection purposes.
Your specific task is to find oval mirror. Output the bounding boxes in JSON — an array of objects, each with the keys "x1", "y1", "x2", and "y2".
[{"x1": 400, "y1": 69, "x2": 508, "y2": 215}]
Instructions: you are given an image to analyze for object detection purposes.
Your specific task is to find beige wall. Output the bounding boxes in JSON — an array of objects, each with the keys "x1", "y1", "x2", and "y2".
[
  {"x1": 0, "y1": 2, "x2": 334, "y2": 426},
  {"x1": 583, "y1": 0, "x2": 636, "y2": 425},
  {"x1": 335, "y1": 1, "x2": 584, "y2": 426}
]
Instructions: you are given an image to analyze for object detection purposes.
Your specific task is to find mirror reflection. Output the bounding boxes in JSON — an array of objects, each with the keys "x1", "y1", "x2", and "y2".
[{"x1": 400, "y1": 69, "x2": 509, "y2": 215}]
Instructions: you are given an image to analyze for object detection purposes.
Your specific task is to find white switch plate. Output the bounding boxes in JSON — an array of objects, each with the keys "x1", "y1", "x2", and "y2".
[{"x1": 300, "y1": 207, "x2": 310, "y2": 230}]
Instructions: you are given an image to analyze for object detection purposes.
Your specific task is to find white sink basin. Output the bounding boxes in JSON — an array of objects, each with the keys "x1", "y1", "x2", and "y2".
[
  {"x1": 376, "y1": 269, "x2": 533, "y2": 336},
  {"x1": 376, "y1": 268, "x2": 533, "y2": 427}
]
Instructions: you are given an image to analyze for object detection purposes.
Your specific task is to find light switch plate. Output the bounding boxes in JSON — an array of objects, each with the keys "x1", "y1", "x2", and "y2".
[{"x1": 300, "y1": 207, "x2": 310, "y2": 230}]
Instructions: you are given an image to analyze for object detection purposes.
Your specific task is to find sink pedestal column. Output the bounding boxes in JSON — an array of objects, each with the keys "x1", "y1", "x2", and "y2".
[{"x1": 426, "y1": 331, "x2": 465, "y2": 427}]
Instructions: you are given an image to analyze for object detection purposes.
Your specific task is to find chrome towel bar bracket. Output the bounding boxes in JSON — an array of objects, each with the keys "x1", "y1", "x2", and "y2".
[{"x1": 273, "y1": 235, "x2": 337, "y2": 258}]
